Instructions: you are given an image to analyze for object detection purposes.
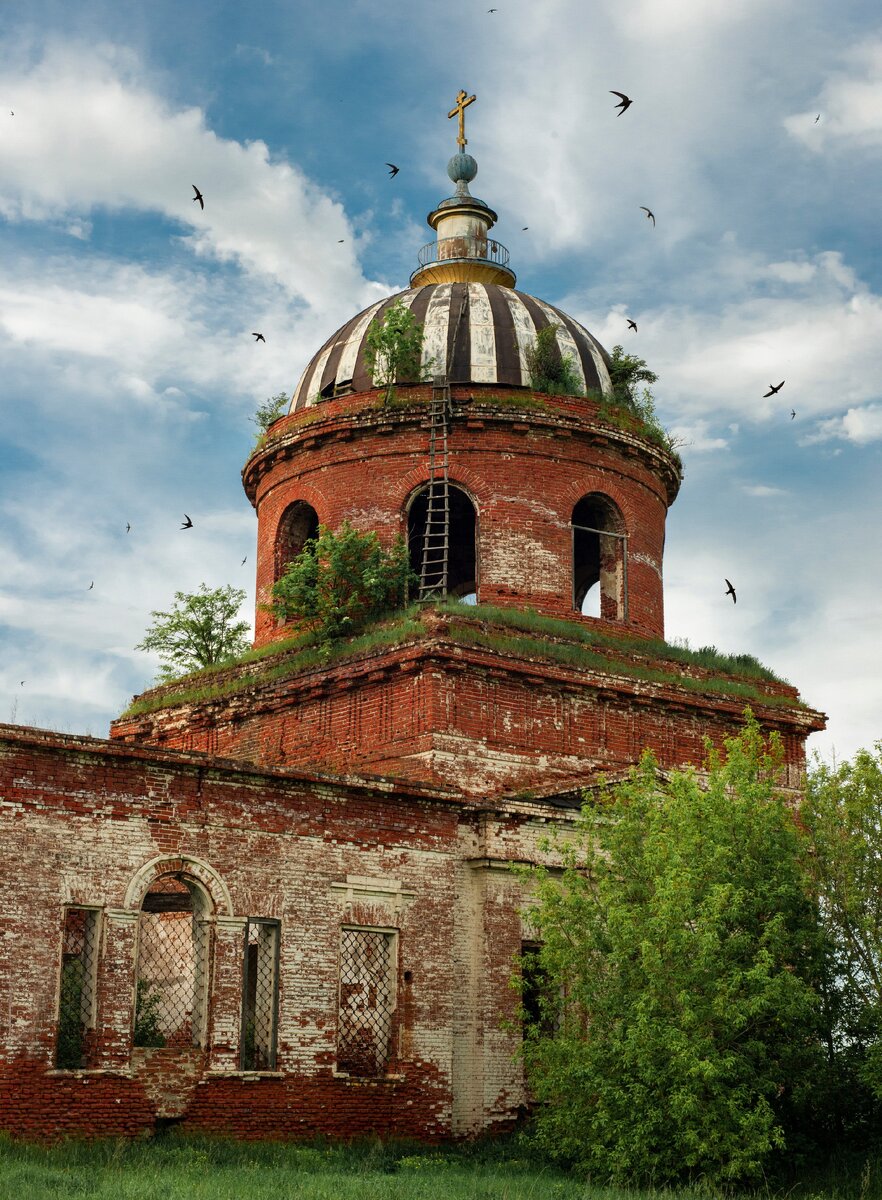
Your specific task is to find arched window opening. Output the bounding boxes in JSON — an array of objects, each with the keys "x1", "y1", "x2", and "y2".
[
  {"x1": 572, "y1": 494, "x2": 628, "y2": 621},
  {"x1": 134, "y1": 875, "x2": 212, "y2": 1050},
  {"x1": 407, "y1": 484, "x2": 477, "y2": 600},
  {"x1": 275, "y1": 500, "x2": 319, "y2": 583}
]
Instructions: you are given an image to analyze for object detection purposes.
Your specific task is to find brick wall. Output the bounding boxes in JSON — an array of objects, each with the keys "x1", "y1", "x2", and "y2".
[
  {"x1": 243, "y1": 386, "x2": 680, "y2": 646},
  {"x1": 112, "y1": 615, "x2": 825, "y2": 795},
  {"x1": 0, "y1": 727, "x2": 557, "y2": 1141}
]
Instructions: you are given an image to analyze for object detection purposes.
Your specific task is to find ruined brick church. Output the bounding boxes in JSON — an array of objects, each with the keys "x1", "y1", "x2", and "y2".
[{"x1": 0, "y1": 102, "x2": 824, "y2": 1141}]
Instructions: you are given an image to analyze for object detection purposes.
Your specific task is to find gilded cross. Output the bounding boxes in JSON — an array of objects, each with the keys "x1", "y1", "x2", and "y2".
[{"x1": 448, "y1": 89, "x2": 476, "y2": 149}]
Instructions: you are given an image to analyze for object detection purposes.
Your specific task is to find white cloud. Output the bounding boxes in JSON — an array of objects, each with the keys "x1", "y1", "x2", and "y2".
[
  {"x1": 0, "y1": 41, "x2": 386, "y2": 315},
  {"x1": 667, "y1": 420, "x2": 728, "y2": 453},
  {"x1": 805, "y1": 403, "x2": 882, "y2": 446},
  {"x1": 742, "y1": 484, "x2": 787, "y2": 497},
  {"x1": 785, "y1": 39, "x2": 882, "y2": 150}
]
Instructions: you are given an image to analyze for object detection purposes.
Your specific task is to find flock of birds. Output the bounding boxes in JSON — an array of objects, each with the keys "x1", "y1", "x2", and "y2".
[
  {"x1": 607, "y1": 88, "x2": 804, "y2": 604},
  {"x1": 9, "y1": 70, "x2": 811, "y2": 672}
]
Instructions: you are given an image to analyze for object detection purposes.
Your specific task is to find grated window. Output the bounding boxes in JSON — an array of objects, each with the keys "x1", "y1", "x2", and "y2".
[
  {"x1": 134, "y1": 876, "x2": 212, "y2": 1049},
  {"x1": 337, "y1": 928, "x2": 396, "y2": 1076},
  {"x1": 56, "y1": 907, "x2": 100, "y2": 1069},
  {"x1": 240, "y1": 918, "x2": 280, "y2": 1071}
]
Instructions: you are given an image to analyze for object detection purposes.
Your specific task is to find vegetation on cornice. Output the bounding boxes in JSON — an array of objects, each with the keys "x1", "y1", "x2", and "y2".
[
  {"x1": 433, "y1": 601, "x2": 788, "y2": 684},
  {"x1": 119, "y1": 609, "x2": 425, "y2": 719},
  {"x1": 119, "y1": 598, "x2": 799, "y2": 722}
]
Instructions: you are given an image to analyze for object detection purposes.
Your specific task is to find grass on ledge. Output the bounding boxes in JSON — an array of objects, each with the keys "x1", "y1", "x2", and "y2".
[
  {"x1": 434, "y1": 601, "x2": 788, "y2": 685},
  {"x1": 121, "y1": 601, "x2": 793, "y2": 723}
]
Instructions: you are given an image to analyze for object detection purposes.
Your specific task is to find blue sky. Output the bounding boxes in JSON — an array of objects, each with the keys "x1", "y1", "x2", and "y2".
[{"x1": 1, "y1": 0, "x2": 880, "y2": 763}]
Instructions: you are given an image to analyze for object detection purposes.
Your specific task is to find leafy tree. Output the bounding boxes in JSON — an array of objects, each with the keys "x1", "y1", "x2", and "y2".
[
  {"x1": 803, "y1": 744, "x2": 882, "y2": 1100},
  {"x1": 600, "y1": 346, "x2": 682, "y2": 465},
  {"x1": 272, "y1": 521, "x2": 416, "y2": 644},
  {"x1": 521, "y1": 716, "x2": 824, "y2": 1186},
  {"x1": 607, "y1": 344, "x2": 659, "y2": 406},
  {"x1": 525, "y1": 324, "x2": 583, "y2": 396},
  {"x1": 251, "y1": 392, "x2": 289, "y2": 443},
  {"x1": 136, "y1": 584, "x2": 251, "y2": 682},
  {"x1": 363, "y1": 299, "x2": 430, "y2": 402}
]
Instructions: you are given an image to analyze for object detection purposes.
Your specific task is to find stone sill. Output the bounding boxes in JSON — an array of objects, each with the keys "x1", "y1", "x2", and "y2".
[
  {"x1": 47, "y1": 1068, "x2": 133, "y2": 1078},
  {"x1": 332, "y1": 1070, "x2": 405, "y2": 1084},
  {"x1": 202, "y1": 1071, "x2": 285, "y2": 1081}
]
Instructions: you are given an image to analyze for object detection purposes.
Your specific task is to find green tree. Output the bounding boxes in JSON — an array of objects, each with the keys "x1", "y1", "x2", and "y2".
[
  {"x1": 525, "y1": 324, "x2": 583, "y2": 396},
  {"x1": 607, "y1": 344, "x2": 659, "y2": 406},
  {"x1": 803, "y1": 744, "x2": 882, "y2": 1100},
  {"x1": 251, "y1": 392, "x2": 289, "y2": 443},
  {"x1": 522, "y1": 716, "x2": 824, "y2": 1186},
  {"x1": 136, "y1": 584, "x2": 251, "y2": 682},
  {"x1": 272, "y1": 521, "x2": 416, "y2": 644},
  {"x1": 363, "y1": 299, "x2": 429, "y2": 402}
]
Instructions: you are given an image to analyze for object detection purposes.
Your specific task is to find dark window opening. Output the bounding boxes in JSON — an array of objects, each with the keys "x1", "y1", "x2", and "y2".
[
  {"x1": 275, "y1": 500, "x2": 319, "y2": 584},
  {"x1": 520, "y1": 940, "x2": 561, "y2": 1039},
  {"x1": 319, "y1": 378, "x2": 354, "y2": 400},
  {"x1": 56, "y1": 907, "x2": 100, "y2": 1069},
  {"x1": 134, "y1": 876, "x2": 212, "y2": 1050},
  {"x1": 407, "y1": 484, "x2": 477, "y2": 599},
  {"x1": 572, "y1": 494, "x2": 627, "y2": 621},
  {"x1": 240, "y1": 918, "x2": 280, "y2": 1071},
  {"x1": 337, "y1": 927, "x2": 396, "y2": 1077}
]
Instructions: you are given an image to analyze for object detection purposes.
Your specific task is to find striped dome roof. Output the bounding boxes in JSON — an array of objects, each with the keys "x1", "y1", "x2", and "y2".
[{"x1": 290, "y1": 283, "x2": 613, "y2": 412}]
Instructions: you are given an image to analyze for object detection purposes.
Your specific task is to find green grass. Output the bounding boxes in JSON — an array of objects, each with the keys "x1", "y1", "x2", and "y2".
[
  {"x1": 0, "y1": 1134, "x2": 877, "y2": 1200},
  {"x1": 433, "y1": 601, "x2": 788, "y2": 685},
  {"x1": 120, "y1": 601, "x2": 798, "y2": 723}
]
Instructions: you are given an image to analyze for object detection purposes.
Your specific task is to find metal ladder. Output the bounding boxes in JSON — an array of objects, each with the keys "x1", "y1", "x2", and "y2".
[{"x1": 418, "y1": 376, "x2": 453, "y2": 599}]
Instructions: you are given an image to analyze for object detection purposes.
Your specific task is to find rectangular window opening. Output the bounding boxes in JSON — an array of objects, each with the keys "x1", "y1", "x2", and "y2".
[
  {"x1": 240, "y1": 918, "x2": 280, "y2": 1071},
  {"x1": 56, "y1": 907, "x2": 100, "y2": 1069},
  {"x1": 520, "y1": 940, "x2": 561, "y2": 1039},
  {"x1": 337, "y1": 927, "x2": 397, "y2": 1077}
]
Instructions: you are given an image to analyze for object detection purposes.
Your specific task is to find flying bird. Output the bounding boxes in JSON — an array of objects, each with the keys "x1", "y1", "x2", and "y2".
[
  {"x1": 610, "y1": 90, "x2": 633, "y2": 115},
  {"x1": 640, "y1": 206, "x2": 655, "y2": 226},
  {"x1": 181, "y1": 514, "x2": 193, "y2": 529},
  {"x1": 192, "y1": 185, "x2": 204, "y2": 210},
  {"x1": 338, "y1": 239, "x2": 345, "y2": 243},
  {"x1": 252, "y1": 332, "x2": 266, "y2": 343},
  {"x1": 522, "y1": 226, "x2": 529, "y2": 231},
  {"x1": 790, "y1": 409, "x2": 796, "y2": 420},
  {"x1": 126, "y1": 522, "x2": 131, "y2": 533},
  {"x1": 764, "y1": 381, "x2": 785, "y2": 397},
  {"x1": 88, "y1": 581, "x2": 94, "y2": 590},
  {"x1": 386, "y1": 162, "x2": 399, "y2": 177},
  {"x1": 814, "y1": 114, "x2": 821, "y2": 123},
  {"x1": 725, "y1": 579, "x2": 737, "y2": 604},
  {"x1": 627, "y1": 319, "x2": 638, "y2": 332},
  {"x1": 241, "y1": 556, "x2": 247, "y2": 566},
  {"x1": 488, "y1": 7, "x2": 497, "y2": 11}
]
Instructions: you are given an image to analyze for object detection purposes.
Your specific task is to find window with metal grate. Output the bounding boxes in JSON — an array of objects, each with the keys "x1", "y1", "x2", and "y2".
[
  {"x1": 240, "y1": 918, "x2": 280, "y2": 1071},
  {"x1": 56, "y1": 907, "x2": 100, "y2": 1069},
  {"x1": 337, "y1": 927, "x2": 397, "y2": 1076},
  {"x1": 134, "y1": 876, "x2": 212, "y2": 1049}
]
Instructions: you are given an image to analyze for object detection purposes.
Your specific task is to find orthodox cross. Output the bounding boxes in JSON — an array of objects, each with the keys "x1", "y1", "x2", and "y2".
[{"x1": 448, "y1": 89, "x2": 476, "y2": 149}]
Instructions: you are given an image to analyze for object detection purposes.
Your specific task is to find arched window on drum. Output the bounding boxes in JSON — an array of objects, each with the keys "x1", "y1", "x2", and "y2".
[
  {"x1": 275, "y1": 500, "x2": 319, "y2": 584},
  {"x1": 571, "y1": 494, "x2": 628, "y2": 621},
  {"x1": 407, "y1": 484, "x2": 478, "y2": 603}
]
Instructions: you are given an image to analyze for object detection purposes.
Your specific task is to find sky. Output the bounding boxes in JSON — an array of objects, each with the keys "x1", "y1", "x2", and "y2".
[{"x1": 0, "y1": 0, "x2": 880, "y2": 765}]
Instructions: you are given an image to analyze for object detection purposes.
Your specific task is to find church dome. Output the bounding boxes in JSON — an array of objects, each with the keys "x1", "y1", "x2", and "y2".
[{"x1": 290, "y1": 282, "x2": 613, "y2": 412}]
